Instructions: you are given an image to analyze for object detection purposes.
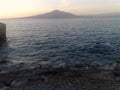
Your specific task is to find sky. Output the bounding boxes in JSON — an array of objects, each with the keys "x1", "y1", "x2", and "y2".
[{"x1": 0, "y1": 0, "x2": 120, "y2": 18}]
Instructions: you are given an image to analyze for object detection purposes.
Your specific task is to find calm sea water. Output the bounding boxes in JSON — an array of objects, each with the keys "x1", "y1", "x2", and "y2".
[{"x1": 0, "y1": 17, "x2": 120, "y2": 65}]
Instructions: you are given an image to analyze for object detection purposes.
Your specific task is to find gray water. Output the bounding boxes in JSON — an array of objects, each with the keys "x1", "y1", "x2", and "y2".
[{"x1": 0, "y1": 17, "x2": 120, "y2": 65}]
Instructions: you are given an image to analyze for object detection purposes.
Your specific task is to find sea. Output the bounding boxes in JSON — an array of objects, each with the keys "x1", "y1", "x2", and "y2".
[{"x1": 0, "y1": 17, "x2": 120, "y2": 65}]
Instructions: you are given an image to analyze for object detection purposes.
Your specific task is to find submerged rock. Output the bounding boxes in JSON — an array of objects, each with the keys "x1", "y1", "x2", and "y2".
[
  {"x1": 88, "y1": 42, "x2": 115, "y2": 54},
  {"x1": 0, "y1": 22, "x2": 6, "y2": 43},
  {"x1": 52, "y1": 60, "x2": 66, "y2": 68},
  {"x1": 0, "y1": 83, "x2": 5, "y2": 88},
  {"x1": 0, "y1": 60, "x2": 8, "y2": 64},
  {"x1": 11, "y1": 79, "x2": 28, "y2": 87},
  {"x1": 0, "y1": 86, "x2": 9, "y2": 90},
  {"x1": 114, "y1": 64, "x2": 120, "y2": 77},
  {"x1": 104, "y1": 63, "x2": 117, "y2": 70}
]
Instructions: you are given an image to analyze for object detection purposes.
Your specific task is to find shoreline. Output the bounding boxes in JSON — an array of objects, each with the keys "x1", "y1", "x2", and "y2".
[{"x1": 0, "y1": 60, "x2": 120, "y2": 90}]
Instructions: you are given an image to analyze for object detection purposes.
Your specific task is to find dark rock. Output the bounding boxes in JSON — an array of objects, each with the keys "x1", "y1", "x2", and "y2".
[
  {"x1": 28, "y1": 75, "x2": 46, "y2": 82},
  {"x1": 11, "y1": 79, "x2": 28, "y2": 87},
  {"x1": 74, "y1": 61, "x2": 101, "y2": 70},
  {"x1": 104, "y1": 63, "x2": 117, "y2": 70},
  {"x1": 0, "y1": 86, "x2": 9, "y2": 90},
  {"x1": 114, "y1": 64, "x2": 120, "y2": 77},
  {"x1": 0, "y1": 23, "x2": 6, "y2": 43},
  {"x1": 52, "y1": 61, "x2": 66, "y2": 68},
  {"x1": 93, "y1": 70, "x2": 114, "y2": 80},
  {"x1": 0, "y1": 83, "x2": 5, "y2": 88},
  {"x1": 0, "y1": 60, "x2": 8, "y2": 64}
]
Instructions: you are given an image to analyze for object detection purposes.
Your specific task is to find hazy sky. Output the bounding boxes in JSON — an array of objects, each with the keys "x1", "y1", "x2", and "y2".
[{"x1": 0, "y1": 0, "x2": 120, "y2": 18}]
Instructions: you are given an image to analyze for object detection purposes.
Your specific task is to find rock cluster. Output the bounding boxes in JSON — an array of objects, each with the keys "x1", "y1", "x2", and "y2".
[{"x1": 0, "y1": 60, "x2": 120, "y2": 89}]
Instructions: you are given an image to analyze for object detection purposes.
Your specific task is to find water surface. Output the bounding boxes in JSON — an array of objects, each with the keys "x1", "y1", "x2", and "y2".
[{"x1": 0, "y1": 17, "x2": 120, "y2": 65}]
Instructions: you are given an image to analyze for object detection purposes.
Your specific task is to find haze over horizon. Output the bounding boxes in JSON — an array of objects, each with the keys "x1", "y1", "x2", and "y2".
[{"x1": 0, "y1": 0, "x2": 120, "y2": 19}]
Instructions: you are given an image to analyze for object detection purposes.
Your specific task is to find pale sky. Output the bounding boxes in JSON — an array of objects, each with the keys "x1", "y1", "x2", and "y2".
[{"x1": 0, "y1": 0, "x2": 120, "y2": 18}]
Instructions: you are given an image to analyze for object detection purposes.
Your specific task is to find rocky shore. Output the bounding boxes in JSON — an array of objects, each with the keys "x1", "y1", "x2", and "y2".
[{"x1": 0, "y1": 60, "x2": 120, "y2": 90}]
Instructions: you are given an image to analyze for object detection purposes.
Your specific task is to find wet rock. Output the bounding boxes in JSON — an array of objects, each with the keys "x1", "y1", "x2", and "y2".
[
  {"x1": 74, "y1": 61, "x2": 101, "y2": 70},
  {"x1": 94, "y1": 63, "x2": 117, "y2": 80},
  {"x1": 0, "y1": 86, "x2": 9, "y2": 90},
  {"x1": 52, "y1": 61, "x2": 66, "y2": 68},
  {"x1": 115, "y1": 76, "x2": 120, "y2": 81},
  {"x1": 11, "y1": 79, "x2": 28, "y2": 87},
  {"x1": 0, "y1": 83, "x2": 5, "y2": 88},
  {"x1": 0, "y1": 22, "x2": 6, "y2": 43},
  {"x1": 74, "y1": 63, "x2": 83, "y2": 69},
  {"x1": 88, "y1": 42, "x2": 115, "y2": 54},
  {"x1": 0, "y1": 60, "x2": 8, "y2": 64},
  {"x1": 94, "y1": 70, "x2": 114, "y2": 80},
  {"x1": 28, "y1": 75, "x2": 46, "y2": 82},
  {"x1": 114, "y1": 64, "x2": 120, "y2": 77},
  {"x1": 104, "y1": 63, "x2": 117, "y2": 70}
]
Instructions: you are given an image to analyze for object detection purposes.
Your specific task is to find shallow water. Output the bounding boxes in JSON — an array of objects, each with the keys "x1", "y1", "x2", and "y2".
[{"x1": 0, "y1": 17, "x2": 120, "y2": 65}]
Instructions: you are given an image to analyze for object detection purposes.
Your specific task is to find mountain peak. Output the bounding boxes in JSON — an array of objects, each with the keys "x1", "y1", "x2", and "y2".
[
  {"x1": 52, "y1": 10, "x2": 61, "y2": 12},
  {"x1": 26, "y1": 10, "x2": 79, "y2": 18},
  {"x1": 50, "y1": 10, "x2": 64, "y2": 14}
]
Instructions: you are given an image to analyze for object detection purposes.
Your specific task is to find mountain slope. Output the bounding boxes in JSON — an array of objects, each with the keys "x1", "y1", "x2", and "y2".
[{"x1": 26, "y1": 10, "x2": 79, "y2": 18}]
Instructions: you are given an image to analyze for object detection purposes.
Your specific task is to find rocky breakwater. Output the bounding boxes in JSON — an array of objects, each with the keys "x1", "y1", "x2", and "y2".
[{"x1": 0, "y1": 22, "x2": 6, "y2": 43}]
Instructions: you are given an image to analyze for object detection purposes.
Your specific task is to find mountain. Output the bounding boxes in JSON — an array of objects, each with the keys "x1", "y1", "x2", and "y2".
[
  {"x1": 26, "y1": 10, "x2": 79, "y2": 18},
  {"x1": 22, "y1": 10, "x2": 120, "y2": 19}
]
